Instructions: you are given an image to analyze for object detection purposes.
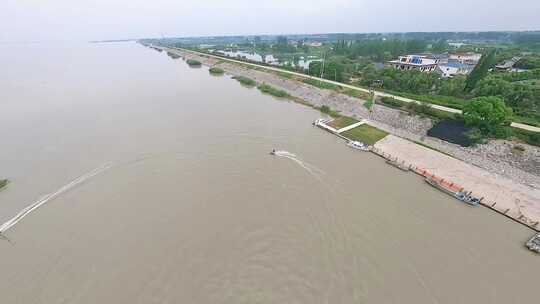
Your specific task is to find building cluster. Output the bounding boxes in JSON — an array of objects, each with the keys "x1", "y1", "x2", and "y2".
[
  {"x1": 287, "y1": 40, "x2": 323, "y2": 47},
  {"x1": 389, "y1": 52, "x2": 482, "y2": 78},
  {"x1": 495, "y1": 57, "x2": 523, "y2": 72}
]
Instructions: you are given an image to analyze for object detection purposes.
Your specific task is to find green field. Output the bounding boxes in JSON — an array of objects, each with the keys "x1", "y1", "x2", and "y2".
[
  {"x1": 328, "y1": 116, "x2": 359, "y2": 129},
  {"x1": 341, "y1": 124, "x2": 388, "y2": 145}
]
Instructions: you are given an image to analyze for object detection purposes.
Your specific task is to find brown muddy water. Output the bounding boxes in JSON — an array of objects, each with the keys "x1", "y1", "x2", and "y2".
[{"x1": 0, "y1": 42, "x2": 538, "y2": 303}]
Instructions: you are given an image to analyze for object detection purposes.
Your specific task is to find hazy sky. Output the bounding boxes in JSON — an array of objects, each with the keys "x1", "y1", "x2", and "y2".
[{"x1": 2, "y1": 0, "x2": 539, "y2": 42}]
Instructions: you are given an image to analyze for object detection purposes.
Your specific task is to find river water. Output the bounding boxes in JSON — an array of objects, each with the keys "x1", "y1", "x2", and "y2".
[{"x1": 0, "y1": 42, "x2": 538, "y2": 303}]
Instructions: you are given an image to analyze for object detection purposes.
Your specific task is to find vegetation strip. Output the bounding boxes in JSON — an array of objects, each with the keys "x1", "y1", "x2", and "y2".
[
  {"x1": 0, "y1": 179, "x2": 8, "y2": 190},
  {"x1": 164, "y1": 47, "x2": 540, "y2": 134},
  {"x1": 341, "y1": 124, "x2": 389, "y2": 145},
  {"x1": 232, "y1": 76, "x2": 257, "y2": 86},
  {"x1": 257, "y1": 83, "x2": 290, "y2": 98},
  {"x1": 186, "y1": 59, "x2": 201, "y2": 66},
  {"x1": 209, "y1": 67, "x2": 224, "y2": 74}
]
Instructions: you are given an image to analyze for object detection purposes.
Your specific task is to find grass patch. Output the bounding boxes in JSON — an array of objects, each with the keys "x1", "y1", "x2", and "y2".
[
  {"x1": 232, "y1": 76, "x2": 257, "y2": 86},
  {"x1": 0, "y1": 179, "x2": 8, "y2": 190},
  {"x1": 385, "y1": 91, "x2": 467, "y2": 110},
  {"x1": 512, "y1": 145, "x2": 526, "y2": 154},
  {"x1": 257, "y1": 83, "x2": 290, "y2": 98},
  {"x1": 363, "y1": 99, "x2": 374, "y2": 110},
  {"x1": 186, "y1": 59, "x2": 201, "y2": 66},
  {"x1": 378, "y1": 96, "x2": 405, "y2": 108},
  {"x1": 318, "y1": 105, "x2": 341, "y2": 118},
  {"x1": 276, "y1": 71, "x2": 293, "y2": 79},
  {"x1": 327, "y1": 116, "x2": 359, "y2": 129},
  {"x1": 405, "y1": 102, "x2": 457, "y2": 121},
  {"x1": 341, "y1": 124, "x2": 388, "y2": 145},
  {"x1": 513, "y1": 128, "x2": 540, "y2": 147},
  {"x1": 341, "y1": 89, "x2": 372, "y2": 100},
  {"x1": 302, "y1": 78, "x2": 341, "y2": 90},
  {"x1": 512, "y1": 114, "x2": 540, "y2": 127},
  {"x1": 166, "y1": 51, "x2": 181, "y2": 59},
  {"x1": 209, "y1": 67, "x2": 224, "y2": 75},
  {"x1": 378, "y1": 97, "x2": 457, "y2": 121}
]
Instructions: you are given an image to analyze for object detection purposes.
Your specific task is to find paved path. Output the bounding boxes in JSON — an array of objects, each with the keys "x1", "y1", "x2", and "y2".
[
  {"x1": 162, "y1": 46, "x2": 540, "y2": 133},
  {"x1": 336, "y1": 121, "x2": 366, "y2": 133}
]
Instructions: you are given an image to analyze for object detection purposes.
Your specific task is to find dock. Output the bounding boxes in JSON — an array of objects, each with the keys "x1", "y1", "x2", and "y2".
[
  {"x1": 313, "y1": 118, "x2": 540, "y2": 233},
  {"x1": 373, "y1": 135, "x2": 540, "y2": 232}
]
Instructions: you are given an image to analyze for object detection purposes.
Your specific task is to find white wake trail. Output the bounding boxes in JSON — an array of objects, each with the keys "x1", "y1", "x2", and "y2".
[
  {"x1": 0, "y1": 163, "x2": 114, "y2": 234},
  {"x1": 273, "y1": 151, "x2": 325, "y2": 180}
]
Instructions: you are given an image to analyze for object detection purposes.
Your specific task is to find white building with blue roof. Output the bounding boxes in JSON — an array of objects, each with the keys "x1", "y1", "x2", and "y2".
[
  {"x1": 437, "y1": 60, "x2": 475, "y2": 78},
  {"x1": 389, "y1": 55, "x2": 440, "y2": 72}
]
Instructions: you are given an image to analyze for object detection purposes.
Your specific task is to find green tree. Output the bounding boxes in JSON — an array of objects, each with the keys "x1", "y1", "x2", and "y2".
[
  {"x1": 308, "y1": 61, "x2": 322, "y2": 77},
  {"x1": 438, "y1": 76, "x2": 466, "y2": 97},
  {"x1": 463, "y1": 96, "x2": 513, "y2": 135},
  {"x1": 308, "y1": 60, "x2": 345, "y2": 82},
  {"x1": 474, "y1": 76, "x2": 511, "y2": 97},
  {"x1": 431, "y1": 39, "x2": 449, "y2": 53},
  {"x1": 464, "y1": 50, "x2": 495, "y2": 92}
]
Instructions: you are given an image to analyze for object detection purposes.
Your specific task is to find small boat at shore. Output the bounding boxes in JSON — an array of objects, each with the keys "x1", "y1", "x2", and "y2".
[
  {"x1": 425, "y1": 177, "x2": 480, "y2": 206},
  {"x1": 347, "y1": 141, "x2": 370, "y2": 151},
  {"x1": 312, "y1": 118, "x2": 328, "y2": 126},
  {"x1": 526, "y1": 233, "x2": 540, "y2": 253},
  {"x1": 454, "y1": 191, "x2": 481, "y2": 206}
]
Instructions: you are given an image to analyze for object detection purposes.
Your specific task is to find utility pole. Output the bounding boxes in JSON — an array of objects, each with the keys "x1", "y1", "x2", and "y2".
[{"x1": 320, "y1": 50, "x2": 327, "y2": 79}]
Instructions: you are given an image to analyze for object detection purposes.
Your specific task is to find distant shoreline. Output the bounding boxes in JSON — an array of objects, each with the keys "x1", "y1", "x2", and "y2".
[{"x1": 150, "y1": 44, "x2": 540, "y2": 233}]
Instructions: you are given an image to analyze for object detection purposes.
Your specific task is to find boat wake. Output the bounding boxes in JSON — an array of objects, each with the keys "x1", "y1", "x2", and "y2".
[
  {"x1": 0, "y1": 151, "x2": 171, "y2": 237},
  {"x1": 272, "y1": 150, "x2": 325, "y2": 181},
  {"x1": 0, "y1": 162, "x2": 114, "y2": 235}
]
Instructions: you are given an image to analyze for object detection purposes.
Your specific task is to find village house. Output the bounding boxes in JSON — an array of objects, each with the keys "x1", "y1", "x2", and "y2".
[
  {"x1": 437, "y1": 61, "x2": 474, "y2": 77},
  {"x1": 389, "y1": 55, "x2": 440, "y2": 72},
  {"x1": 448, "y1": 52, "x2": 482, "y2": 65},
  {"x1": 495, "y1": 57, "x2": 522, "y2": 71},
  {"x1": 304, "y1": 41, "x2": 322, "y2": 47}
]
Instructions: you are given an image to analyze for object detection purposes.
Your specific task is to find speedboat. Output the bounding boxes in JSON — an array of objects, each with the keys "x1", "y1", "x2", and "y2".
[
  {"x1": 347, "y1": 141, "x2": 370, "y2": 151},
  {"x1": 270, "y1": 149, "x2": 277, "y2": 155}
]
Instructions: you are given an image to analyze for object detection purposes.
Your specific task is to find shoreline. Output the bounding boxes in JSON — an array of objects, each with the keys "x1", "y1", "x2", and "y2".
[
  {"x1": 154, "y1": 45, "x2": 540, "y2": 232},
  {"x1": 315, "y1": 119, "x2": 540, "y2": 232},
  {"x1": 372, "y1": 135, "x2": 540, "y2": 232}
]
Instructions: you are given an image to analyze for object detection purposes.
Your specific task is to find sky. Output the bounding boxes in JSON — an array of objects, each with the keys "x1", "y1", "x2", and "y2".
[{"x1": 2, "y1": 0, "x2": 540, "y2": 42}]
